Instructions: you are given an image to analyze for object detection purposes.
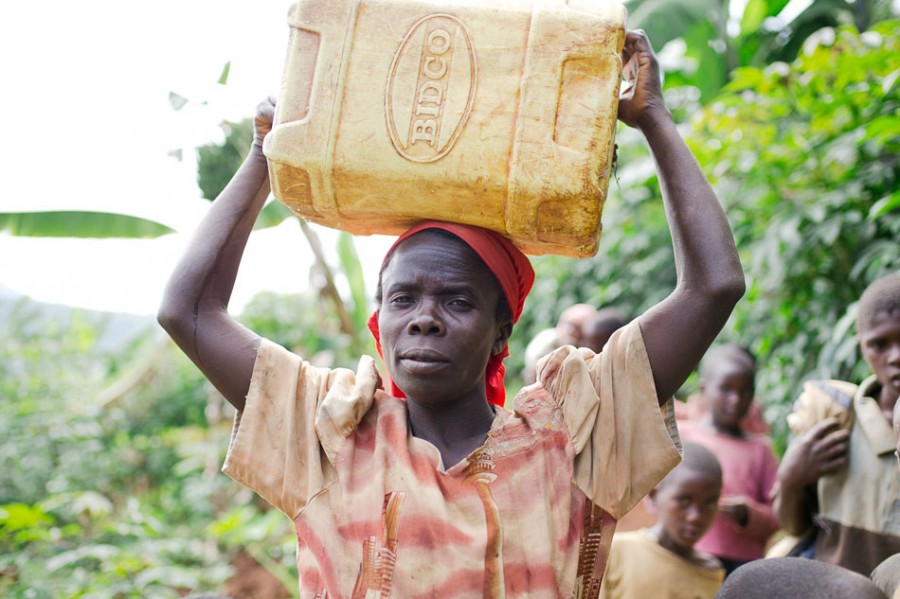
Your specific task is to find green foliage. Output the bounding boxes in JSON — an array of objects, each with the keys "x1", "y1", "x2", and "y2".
[
  {"x1": 338, "y1": 231, "x2": 371, "y2": 338},
  {"x1": 0, "y1": 211, "x2": 174, "y2": 238},
  {"x1": 196, "y1": 118, "x2": 254, "y2": 201},
  {"x1": 209, "y1": 505, "x2": 299, "y2": 598},
  {"x1": 255, "y1": 199, "x2": 295, "y2": 230},
  {"x1": 626, "y1": 0, "x2": 898, "y2": 101},
  {"x1": 217, "y1": 61, "x2": 232, "y2": 85},
  {"x1": 689, "y1": 21, "x2": 900, "y2": 443},
  {"x1": 0, "y1": 281, "x2": 380, "y2": 594},
  {"x1": 238, "y1": 286, "x2": 375, "y2": 370},
  {"x1": 1, "y1": 302, "x2": 131, "y2": 504},
  {"x1": 0, "y1": 299, "x2": 239, "y2": 596},
  {"x1": 1, "y1": 495, "x2": 233, "y2": 598},
  {"x1": 625, "y1": 0, "x2": 787, "y2": 100}
]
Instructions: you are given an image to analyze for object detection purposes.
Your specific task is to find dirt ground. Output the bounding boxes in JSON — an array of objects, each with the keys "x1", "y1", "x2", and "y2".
[{"x1": 223, "y1": 551, "x2": 292, "y2": 599}]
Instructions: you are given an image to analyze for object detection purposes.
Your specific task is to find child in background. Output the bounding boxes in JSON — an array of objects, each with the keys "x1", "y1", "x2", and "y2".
[
  {"x1": 581, "y1": 308, "x2": 628, "y2": 353},
  {"x1": 674, "y1": 347, "x2": 769, "y2": 435},
  {"x1": 775, "y1": 272, "x2": 900, "y2": 577},
  {"x1": 522, "y1": 303, "x2": 596, "y2": 384},
  {"x1": 678, "y1": 344, "x2": 780, "y2": 574},
  {"x1": 599, "y1": 441, "x2": 725, "y2": 599}
]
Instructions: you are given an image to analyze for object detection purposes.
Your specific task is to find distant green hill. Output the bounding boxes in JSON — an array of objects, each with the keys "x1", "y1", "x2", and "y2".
[{"x1": 0, "y1": 284, "x2": 160, "y2": 353}]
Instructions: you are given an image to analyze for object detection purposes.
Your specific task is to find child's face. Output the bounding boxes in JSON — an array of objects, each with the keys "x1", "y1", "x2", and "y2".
[
  {"x1": 701, "y1": 361, "x2": 754, "y2": 433},
  {"x1": 652, "y1": 467, "x2": 721, "y2": 553},
  {"x1": 859, "y1": 310, "x2": 900, "y2": 403}
]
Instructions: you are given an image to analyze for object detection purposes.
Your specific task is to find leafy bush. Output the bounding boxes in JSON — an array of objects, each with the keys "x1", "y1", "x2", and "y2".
[
  {"x1": 0, "y1": 300, "x2": 239, "y2": 596},
  {"x1": 690, "y1": 21, "x2": 899, "y2": 446}
]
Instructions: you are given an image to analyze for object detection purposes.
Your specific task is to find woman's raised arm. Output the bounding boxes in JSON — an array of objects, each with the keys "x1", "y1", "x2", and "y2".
[
  {"x1": 618, "y1": 31, "x2": 746, "y2": 403},
  {"x1": 157, "y1": 98, "x2": 277, "y2": 410}
]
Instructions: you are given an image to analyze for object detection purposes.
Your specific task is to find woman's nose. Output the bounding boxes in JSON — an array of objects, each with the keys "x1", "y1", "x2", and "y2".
[{"x1": 407, "y1": 301, "x2": 444, "y2": 335}]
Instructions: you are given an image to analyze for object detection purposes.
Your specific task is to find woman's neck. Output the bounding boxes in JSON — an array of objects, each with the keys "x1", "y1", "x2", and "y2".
[{"x1": 407, "y1": 393, "x2": 496, "y2": 467}]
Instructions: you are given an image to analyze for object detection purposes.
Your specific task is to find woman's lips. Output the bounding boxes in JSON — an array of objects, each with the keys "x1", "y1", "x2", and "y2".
[
  {"x1": 398, "y1": 348, "x2": 449, "y2": 373},
  {"x1": 400, "y1": 348, "x2": 448, "y2": 362}
]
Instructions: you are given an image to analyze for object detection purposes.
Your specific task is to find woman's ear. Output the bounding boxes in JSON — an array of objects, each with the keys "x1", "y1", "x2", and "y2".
[{"x1": 492, "y1": 322, "x2": 514, "y2": 356}]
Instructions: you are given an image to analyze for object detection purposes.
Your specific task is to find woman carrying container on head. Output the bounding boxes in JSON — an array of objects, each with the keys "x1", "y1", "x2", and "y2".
[{"x1": 158, "y1": 30, "x2": 745, "y2": 597}]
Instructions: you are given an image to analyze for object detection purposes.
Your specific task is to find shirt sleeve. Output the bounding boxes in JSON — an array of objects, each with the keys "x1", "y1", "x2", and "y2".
[
  {"x1": 221, "y1": 339, "x2": 380, "y2": 519},
  {"x1": 786, "y1": 379, "x2": 857, "y2": 437},
  {"x1": 536, "y1": 320, "x2": 682, "y2": 519}
]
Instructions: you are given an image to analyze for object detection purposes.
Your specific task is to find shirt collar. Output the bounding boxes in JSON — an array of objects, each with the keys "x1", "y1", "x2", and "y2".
[{"x1": 854, "y1": 375, "x2": 896, "y2": 456}]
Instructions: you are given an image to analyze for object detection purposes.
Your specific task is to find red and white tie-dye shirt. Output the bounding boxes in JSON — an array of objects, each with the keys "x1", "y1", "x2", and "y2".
[{"x1": 223, "y1": 321, "x2": 681, "y2": 598}]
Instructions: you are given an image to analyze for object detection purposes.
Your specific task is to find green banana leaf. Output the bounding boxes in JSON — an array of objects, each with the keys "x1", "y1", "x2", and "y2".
[{"x1": 0, "y1": 211, "x2": 175, "y2": 239}]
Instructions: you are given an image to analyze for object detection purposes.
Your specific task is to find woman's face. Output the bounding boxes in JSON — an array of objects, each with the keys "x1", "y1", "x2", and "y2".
[{"x1": 377, "y1": 231, "x2": 510, "y2": 405}]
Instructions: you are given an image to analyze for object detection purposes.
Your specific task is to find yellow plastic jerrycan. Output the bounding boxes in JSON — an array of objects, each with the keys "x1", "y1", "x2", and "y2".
[{"x1": 265, "y1": 0, "x2": 626, "y2": 257}]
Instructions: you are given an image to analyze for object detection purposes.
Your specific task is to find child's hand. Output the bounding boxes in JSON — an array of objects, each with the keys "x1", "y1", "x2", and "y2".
[
  {"x1": 780, "y1": 418, "x2": 850, "y2": 488},
  {"x1": 253, "y1": 96, "x2": 277, "y2": 150},
  {"x1": 617, "y1": 30, "x2": 669, "y2": 131},
  {"x1": 718, "y1": 496, "x2": 749, "y2": 527}
]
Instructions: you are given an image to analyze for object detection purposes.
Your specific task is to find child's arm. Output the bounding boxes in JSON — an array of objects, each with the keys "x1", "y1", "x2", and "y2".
[
  {"x1": 157, "y1": 98, "x2": 276, "y2": 411},
  {"x1": 618, "y1": 31, "x2": 745, "y2": 403},
  {"x1": 720, "y1": 441, "x2": 780, "y2": 539}
]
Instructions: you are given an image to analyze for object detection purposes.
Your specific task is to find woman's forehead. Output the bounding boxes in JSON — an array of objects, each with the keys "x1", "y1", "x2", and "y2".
[{"x1": 383, "y1": 231, "x2": 490, "y2": 282}]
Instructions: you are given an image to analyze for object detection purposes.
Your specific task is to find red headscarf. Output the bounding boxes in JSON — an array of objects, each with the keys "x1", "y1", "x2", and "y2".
[{"x1": 367, "y1": 221, "x2": 535, "y2": 407}]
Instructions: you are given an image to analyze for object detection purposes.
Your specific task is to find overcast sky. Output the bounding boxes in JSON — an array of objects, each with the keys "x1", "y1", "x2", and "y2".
[{"x1": 0, "y1": 0, "x2": 392, "y2": 315}]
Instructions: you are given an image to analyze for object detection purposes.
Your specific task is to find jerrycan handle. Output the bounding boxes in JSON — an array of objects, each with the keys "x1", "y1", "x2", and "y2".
[
  {"x1": 267, "y1": 0, "x2": 361, "y2": 214},
  {"x1": 507, "y1": 0, "x2": 626, "y2": 239},
  {"x1": 528, "y1": 0, "x2": 625, "y2": 157}
]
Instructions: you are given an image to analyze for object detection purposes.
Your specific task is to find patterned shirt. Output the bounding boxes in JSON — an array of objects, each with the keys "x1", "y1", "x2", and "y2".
[{"x1": 223, "y1": 321, "x2": 681, "y2": 597}]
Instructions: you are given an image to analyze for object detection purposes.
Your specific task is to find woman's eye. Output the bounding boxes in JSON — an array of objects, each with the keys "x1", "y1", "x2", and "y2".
[{"x1": 449, "y1": 298, "x2": 472, "y2": 308}]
